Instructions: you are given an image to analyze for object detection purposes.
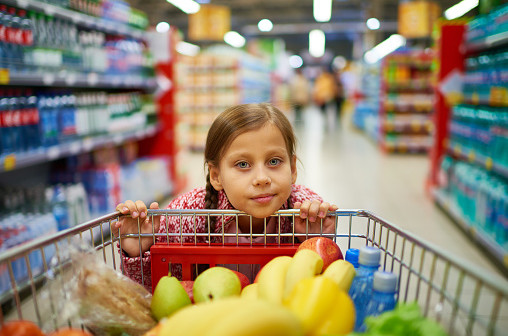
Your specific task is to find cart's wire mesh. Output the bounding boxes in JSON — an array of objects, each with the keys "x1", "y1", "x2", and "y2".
[{"x1": 0, "y1": 209, "x2": 507, "y2": 335}]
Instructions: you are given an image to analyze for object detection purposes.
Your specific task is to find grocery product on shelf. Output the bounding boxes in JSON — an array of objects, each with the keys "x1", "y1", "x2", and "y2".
[
  {"x1": 379, "y1": 50, "x2": 435, "y2": 153},
  {"x1": 175, "y1": 48, "x2": 271, "y2": 150}
]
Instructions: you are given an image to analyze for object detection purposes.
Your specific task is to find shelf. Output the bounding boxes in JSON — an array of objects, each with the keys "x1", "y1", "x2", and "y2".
[
  {"x1": 447, "y1": 143, "x2": 508, "y2": 179},
  {"x1": 383, "y1": 119, "x2": 432, "y2": 134},
  {"x1": 0, "y1": 71, "x2": 157, "y2": 90},
  {"x1": 0, "y1": 124, "x2": 159, "y2": 173},
  {"x1": 4, "y1": 0, "x2": 147, "y2": 40},
  {"x1": 466, "y1": 31, "x2": 508, "y2": 54},
  {"x1": 433, "y1": 188, "x2": 508, "y2": 271}
]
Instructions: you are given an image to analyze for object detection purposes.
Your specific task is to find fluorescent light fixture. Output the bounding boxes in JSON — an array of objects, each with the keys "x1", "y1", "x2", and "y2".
[
  {"x1": 166, "y1": 0, "x2": 200, "y2": 14},
  {"x1": 258, "y1": 19, "x2": 273, "y2": 32},
  {"x1": 313, "y1": 0, "x2": 332, "y2": 22},
  {"x1": 289, "y1": 55, "x2": 303, "y2": 68},
  {"x1": 366, "y1": 18, "x2": 380, "y2": 30},
  {"x1": 156, "y1": 22, "x2": 170, "y2": 33},
  {"x1": 176, "y1": 41, "x2": 200, "y2": 56},
  {"x1": 364, "y1": 34, "x2": 406, "y2": 64},
  {"x1": 224, "y1": 31, "x2": 246, "y2": 48},
  {"x1": 444, "y1": 0, "x2": 479, "y2": 20},
  {"x1": 309, "y1": 29, "x2": 325, "y2": 58}
]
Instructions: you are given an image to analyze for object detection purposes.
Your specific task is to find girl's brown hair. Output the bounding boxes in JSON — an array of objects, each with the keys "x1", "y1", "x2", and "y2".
[{"x1": 204, "y1": 103, "x2": 296, "y2": 231}]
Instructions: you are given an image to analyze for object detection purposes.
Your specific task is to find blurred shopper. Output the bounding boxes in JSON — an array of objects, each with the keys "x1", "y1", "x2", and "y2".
[
  {"x1": 290, "y1": 68, "x2": 310, "y2": 124},
  {"x1": 333, "y1": 68, "x2": 345, "y2": 120},
  {"x1": 312, "y1": 67, "x2": 338, "y2": 114}
]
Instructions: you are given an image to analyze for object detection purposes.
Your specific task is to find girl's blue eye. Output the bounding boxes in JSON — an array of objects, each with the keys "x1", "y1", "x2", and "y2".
[
  {"x1": 269, "y1": 158, "x2": 281, "y2": 166},
  {"x1": 237, "y1": 162, "x2": 249, "y2": 168}
]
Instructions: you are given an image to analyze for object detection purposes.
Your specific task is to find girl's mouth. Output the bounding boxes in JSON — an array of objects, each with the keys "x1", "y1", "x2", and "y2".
[{"x1": 252, "y1": 194, "x2": 274, "y2": 204}]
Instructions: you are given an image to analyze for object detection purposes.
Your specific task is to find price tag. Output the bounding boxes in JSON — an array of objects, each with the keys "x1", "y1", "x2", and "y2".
[
  {"x1": 43, "y1": 6, "x2": 56, "y2": 15},
  {"x1": 87, "y1": 73, "x2": 99, "y2": 86},
  {"x1": 0, "y1": 68, "x2": 9, "y2": 84},
  {"x1": 114, "y1": 134, "x2": 123, "y2": 144},
  {"x1": 485, "y1": 157, "x2": 493, "y2": 170},
  {"x1": 47, "y1": 147, "x2": 60, "y2": 160},
  {"x1": 42, "y1": 73, "x2": 55, "y2": 85},
  {"x1": 16, "y1": 0, "x2": 29, "y2": 8},
  {"x1": 454, "y1": 145, "x2": 461, "y2": 155},
  {"x1": 468, "y1": 150, "x2": 475, "y2": 162},
  {"x1": 3, "y1": 154, "x2": 16, "y2": 171},
  {"x1": 503, "y1": 255, "x2": 508, "y2": 268},
  {"x1": 69, "y1": 142, "x2": 81, "y2": 154},
  {"x1": 65, "y1": 73, "x2": 77, "y2": 85},
  {"x1": 83, "y1": 138, "x2": 94, "y2": 151}
]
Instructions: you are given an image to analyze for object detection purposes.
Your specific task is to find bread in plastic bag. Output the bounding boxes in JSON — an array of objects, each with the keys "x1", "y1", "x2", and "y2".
[{"x1": 63, "y1": 241, "x2": 157, "y2": 335}]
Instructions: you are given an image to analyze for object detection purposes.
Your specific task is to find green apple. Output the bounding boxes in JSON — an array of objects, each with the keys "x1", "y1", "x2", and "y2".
[
  {"x1": 193, "y1": 267, "x2": 242, "y2": 303},
  {"x1": 151, "y1": 275, "x2": 192, "y2": 321}
]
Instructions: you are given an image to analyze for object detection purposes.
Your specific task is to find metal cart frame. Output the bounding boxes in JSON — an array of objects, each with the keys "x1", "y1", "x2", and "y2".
[{"x1": 1, "y1": 209, "x2": 507, "y2": 335}]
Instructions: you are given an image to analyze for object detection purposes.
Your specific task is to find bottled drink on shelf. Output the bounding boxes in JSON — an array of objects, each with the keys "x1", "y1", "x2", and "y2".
[
  {"x1": 349, "y1": 245, "x2": 381, "y2": 331},
  {"x1": 364, "y1": 271, "x2": 398, "y2": 322}
]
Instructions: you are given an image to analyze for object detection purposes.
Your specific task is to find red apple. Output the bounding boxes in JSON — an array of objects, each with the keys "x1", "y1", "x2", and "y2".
[
  {"x1": 231, "y1": 270, "x2": 250, "y2": 289},
  {"x1": 296, "y1": 237, "x2": 343, "y2": 271},
  {"x1": 180, "y1": 280, "x2": 195, "y2": 303}
]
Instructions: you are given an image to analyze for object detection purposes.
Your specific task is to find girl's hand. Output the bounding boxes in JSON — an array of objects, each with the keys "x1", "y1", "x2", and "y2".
[
  {"x1": 294, "y1": 200, "x2": 338, "y2": 241},
  {"x1": 113, "y1": 200, "x2": 161, "y2": 257}
]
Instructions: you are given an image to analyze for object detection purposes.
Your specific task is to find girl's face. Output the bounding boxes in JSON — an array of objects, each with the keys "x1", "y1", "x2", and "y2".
[{"x1": 209, "y1": 122, "x2": 297, "y2": 219}]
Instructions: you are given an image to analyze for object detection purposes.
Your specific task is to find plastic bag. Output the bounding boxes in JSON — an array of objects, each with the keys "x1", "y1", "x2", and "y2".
[{"x1": 61, "y1": 242, "x2": 157, "y2": 335}]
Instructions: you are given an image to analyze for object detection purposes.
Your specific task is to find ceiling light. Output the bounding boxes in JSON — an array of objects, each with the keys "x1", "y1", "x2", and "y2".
[
  {"x1": 166, "y1": 0, "x2": 200, "y2": 14},
  {"x1": 224, "y1": 31, "x2": 246, "y2": 48},
  {"x1": 156, "y1": 22, "x2": 170, "y2": 33},
  {"x1": 313, "y1": 0, "x2": 332, "y2": 22},
  {"x1": 364, "y1": 34, "x2": 406, "y2": 64},
  {"x1": 176, "y1": 41, "x2": 200, "y2": 56},
  {"x1": 258, "y1": 19, "x2": 273, "y2": 32},
  {"x1": 332, "y1": 55, "x2": 346, "y2": 70},
  {"x1": 309, "y1": 29, "x2": 325, "y2": 58},
  {"x1": 366, "y1": 18, "x2": 380, "y2": 30},
  {"x1": 289, "y1": 55, "x2": 303, "y2": 68},
  {"x1": 444, "y1": 0, "x2": 479, "y2": 20}
]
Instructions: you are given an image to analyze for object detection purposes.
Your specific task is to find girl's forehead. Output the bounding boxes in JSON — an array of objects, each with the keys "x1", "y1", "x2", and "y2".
[{"x1": 222, "y1": 123, "x2": 287, "y2": 154}]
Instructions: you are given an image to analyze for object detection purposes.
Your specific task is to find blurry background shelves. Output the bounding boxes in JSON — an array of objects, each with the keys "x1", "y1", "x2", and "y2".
[{"x1": 429, "y1": 4, "x2": 508, "y2": 275}]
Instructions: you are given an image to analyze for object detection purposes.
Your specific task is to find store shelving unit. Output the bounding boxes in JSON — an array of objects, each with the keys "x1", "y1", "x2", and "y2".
[
  {"x1": 0, "y1": 0, "x2": 168, "y2": 247},
  {"x1": 175, "y1": 49, "x2": 271, "y2": 150},
  {"x1": 378, "y1": 50, "x2": 435, "y2": 153},
  {"x1": 429, "y1": 9, "x2": 508, "y2": 272}
]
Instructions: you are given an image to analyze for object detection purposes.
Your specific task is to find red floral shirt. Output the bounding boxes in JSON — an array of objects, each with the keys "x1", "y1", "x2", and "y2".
[{"x1": 120, "y1": 184, "x2": 322, "y2": 291}]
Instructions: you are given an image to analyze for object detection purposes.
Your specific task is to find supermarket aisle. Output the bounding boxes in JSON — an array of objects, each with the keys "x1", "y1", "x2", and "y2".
[{"x1": 183, "y1": 105, "x2": 504, "y2": 278}]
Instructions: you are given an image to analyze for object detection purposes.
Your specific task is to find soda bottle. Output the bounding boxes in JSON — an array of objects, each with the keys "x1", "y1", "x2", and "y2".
[
  {"x1": 349, "y1": 246, "x2": 381, "y2": 331},
  {"x1": 345, "y1": 248, "x2": 360, "y2": 268},
  {"x1": 364, "y1": 271, "x2": 398, "y2": 324}
]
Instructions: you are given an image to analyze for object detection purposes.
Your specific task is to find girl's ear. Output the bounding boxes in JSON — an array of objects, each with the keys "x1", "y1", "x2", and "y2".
[
  {"x1": 291, "y1": 155, "x2": 297, "y2": 184},
  {"x1": 208, "y1": 163, "x2": 223, "y2": 190}
]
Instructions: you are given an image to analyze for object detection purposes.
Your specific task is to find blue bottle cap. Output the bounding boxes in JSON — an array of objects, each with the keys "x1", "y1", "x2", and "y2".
[
  {"x1": 373, "y1": 271, "x2": 398, "y2": 292},
  {"x1": 345, "y1": 248, "x2": 359, "y2": 268},
  {"x1": 358, "y1": 246, "x2": 381, "y2": 267}
]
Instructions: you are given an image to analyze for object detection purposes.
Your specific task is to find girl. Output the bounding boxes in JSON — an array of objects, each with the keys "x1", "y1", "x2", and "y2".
[{"x1": 114, "y1": 103, "x2": 338, "y2": 290}]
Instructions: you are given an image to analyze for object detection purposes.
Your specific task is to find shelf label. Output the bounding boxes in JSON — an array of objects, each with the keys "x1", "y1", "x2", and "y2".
[
  {"x1": 47, "y1": 147, "x2": 60, "y2": 160},
  {"x1": 411, "y1": 120, "x2": 421, "y2": 132},
  {"x1": 0, "y1": 68, "x2": 9, "y2": 84},
  {"x1": 468, "y1": 150, "x2": 475, "y2": 162},
  {"x1": 504, "y1": 255, "x2": 508, "y2": 268},
  {"x1": 16, "y1": 0, "x2": 29, "y2": 8},
  {"x1": 83, "y1": 138, "x2": 94, "y2": 151},
  {"x1": 42, "y1": 73, "x2": 55, "y2": 85},
  {"x1": 3, "y1": 154, "x2": 16, "y2": 171},
  {"x1": 87, "y1": 73, "x2": 99, "y2": 86},
  {"x1": 69, "y1": 142, "x2": 81, "y2": 154},
  {"x1": 485, "y1": 157, "x2": 493, "y2": 170},
  {"x1": 454, "y1": 145, "x2": 461, "y2": 155}
]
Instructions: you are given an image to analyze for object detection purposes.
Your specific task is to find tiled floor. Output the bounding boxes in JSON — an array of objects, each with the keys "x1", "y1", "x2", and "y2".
[{"x1": 182, "y1": 105, "x2": 506, "y2": 280}]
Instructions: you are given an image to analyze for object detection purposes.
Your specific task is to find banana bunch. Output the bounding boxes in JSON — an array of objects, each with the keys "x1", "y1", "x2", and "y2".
[
  {"x1": 247, "y1": 250, "x2": 357, "y2": 336},
  {"x1": 143, "y1": 297, "x2": 303, "y2": 336}
]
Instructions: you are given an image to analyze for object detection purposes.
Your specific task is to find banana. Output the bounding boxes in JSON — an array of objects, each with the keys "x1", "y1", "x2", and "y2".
[
  {"x1": 321, "y1": 259, "x2": 356, "y2": 292},
  {"x1": 257, "y1": 255, "x2": 293, "y2": 304},
  {"x1": 150, "y1": 299, "x2": 241, "y2": 336},
  {"x1": 284, "y1": 249, "x2": 323, "y2": 299},
  {"x1": 241, "y1": 283, "x2": 259, "y2": 300},
  {"x1": 146, "y1": 297, "x2": 303, "y2": 336},
  {"x1": 207, "y1": 298, "x2": 303, "y2": 336}
]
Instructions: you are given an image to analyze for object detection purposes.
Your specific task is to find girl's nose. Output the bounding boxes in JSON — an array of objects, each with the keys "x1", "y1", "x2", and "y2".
[{"x1": 253, "y1": 170, "x2": 271, "y2": 186}]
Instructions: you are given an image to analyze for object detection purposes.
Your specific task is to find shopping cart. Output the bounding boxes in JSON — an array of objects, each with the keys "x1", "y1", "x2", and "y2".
[{"x1": 0, "y1": 209, "x2": 507, "y2": 335}]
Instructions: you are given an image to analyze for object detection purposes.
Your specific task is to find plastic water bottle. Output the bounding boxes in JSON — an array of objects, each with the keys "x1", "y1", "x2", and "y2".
[
  {"x1": 364, "y1": 271, "x2": 398, "y2": 323},
  {"x1": 51, "y1": 184, "x2": 70, "y2": 231},
  {"x1": 345, "y1": 248, "x2": 360, "y2": 268},
  {"x1": 349, "y1": 246, "x2": 381, "y2": 331}
]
